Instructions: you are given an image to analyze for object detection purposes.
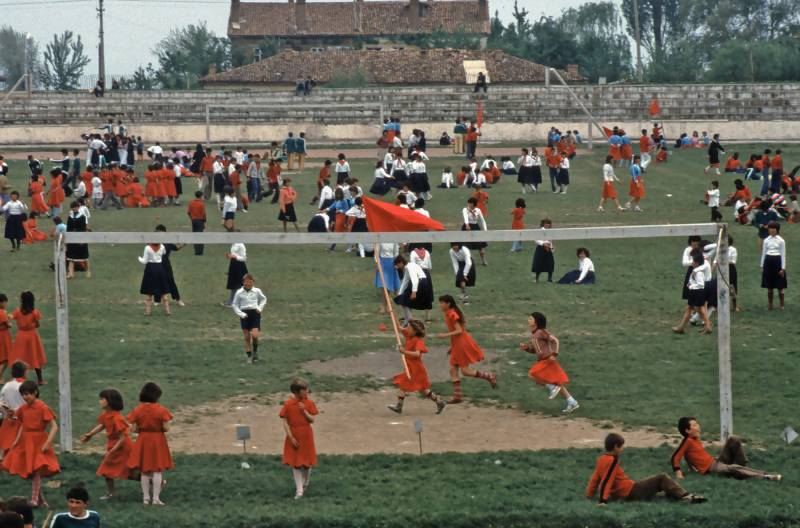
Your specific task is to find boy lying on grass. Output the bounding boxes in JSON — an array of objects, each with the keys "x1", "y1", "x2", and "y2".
[
  {"x1": 587, "y1": 433, "x2": 707, "y2": 505},
  {"x1": 672, "y1": 417, "x2": 782, "y2": 482}
]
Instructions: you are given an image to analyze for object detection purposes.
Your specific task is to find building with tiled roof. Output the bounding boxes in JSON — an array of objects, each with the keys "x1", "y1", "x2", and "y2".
[
  {"x1": 229, "y1": 0, "x2": 491, "y2": 61},
  {"x1": 201, "y1": 48, "x2": 584, "y2": 88}
]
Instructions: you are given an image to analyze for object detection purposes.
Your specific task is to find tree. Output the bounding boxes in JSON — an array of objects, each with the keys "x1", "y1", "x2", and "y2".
[
  {"x1": 153, "y1": 22, "x2": 230, "y2": 89},
  {"x1": 231, "y1": 37, "x2": 282, "y2": 67},
  {"x1": 41, "y1": 31, "x2": 90, "y2": 90},
  {"x1": 118, "y1": 63, "x2": 159, "y2": 90},
  {"x1": 0, "y1": 26, "x2": 39, "y2": 89}
]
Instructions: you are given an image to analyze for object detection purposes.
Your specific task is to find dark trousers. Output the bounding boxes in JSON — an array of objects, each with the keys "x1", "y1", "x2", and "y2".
[
  {"x1": 711, "y1": 206, "x2": 722, "y2": 222},
  {"x1": 191, "y1": 219, "x2": 205, "y2": 255},
  {"x1": 709, "y1": 437, "x2": 766, "y2": 479},
  {"x1": 465, "y1": 141, "x2": 477, "y2": 160},
  {"x1": 548, "y1": 167, "x2": 558, "y2": 192},
  {"x1": 474, "y1": 83, "x2": 487, "y2": 93},
  {"x1": 262, "y1": 182, "x2": 279, "y2": 203},
  {"x1": 628, "y1": 474, "x2": 687, "y2": 501}
]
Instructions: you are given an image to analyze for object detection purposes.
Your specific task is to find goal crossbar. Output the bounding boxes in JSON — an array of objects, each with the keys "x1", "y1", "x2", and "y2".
[{"x1": 53, "y1": 222, "x2": 732, "y2": 453}]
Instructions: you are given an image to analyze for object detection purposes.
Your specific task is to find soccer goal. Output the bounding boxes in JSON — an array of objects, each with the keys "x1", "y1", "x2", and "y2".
[
  {"x1": 204, "y1": 103, "x2": 386, "y2": 145},
  {"x1": 54, "y1": 222, "x2": 732, "y2": 452}
]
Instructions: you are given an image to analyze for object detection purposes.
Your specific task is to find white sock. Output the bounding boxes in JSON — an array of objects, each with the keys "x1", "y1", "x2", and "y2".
[
  {"x1": 545, "y1": 384, "x2": 556, "y2": 392},
  {"x1": 521, "y1": 186, "x2": 527, "y2": 194},
  {"x1": 707, "y1": 307, "x2": 716, "y2": 316},
  {"x1": 141, "y1": 474, "x2": 152, "y2": 502},
  {"x1": 152, "y1": 472, "x2": 163, "y2": 502},
  {"x1": 690, "y1": 312, "x2": 699, "y2": 322},
  {"x1": 301, "y1": 467, "x2": 311, "y2": 487},
  {"x1": 293, "y1": 468, "x2": 304, "y2": 495},
  {"x1": 402, "y1": 306, "x2": 412, "y2": 321},
  {"x1": 567, "y1": 396, "x2": 577, "y2": 406}
]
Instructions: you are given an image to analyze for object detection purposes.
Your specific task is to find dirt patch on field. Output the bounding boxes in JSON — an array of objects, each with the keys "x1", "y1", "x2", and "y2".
[
  {"x1": 168, "y1": 390, "x2": 673, "y2": 455},
  {"x1": 300, "y1": 346, "x2": 501, "y2": 383}
]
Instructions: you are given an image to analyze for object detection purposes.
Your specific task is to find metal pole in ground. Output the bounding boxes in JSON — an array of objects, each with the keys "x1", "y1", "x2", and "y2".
[
  {"x1": 716, "y1": 225, "x2": 733, "y2": 441},
  {"x1": 54, "y1": 234, "x2": 73, "y2": 452}
]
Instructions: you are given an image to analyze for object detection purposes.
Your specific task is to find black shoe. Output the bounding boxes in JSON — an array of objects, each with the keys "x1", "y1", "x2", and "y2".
[
  {"x1": 387, "y1": 404, "x2": 402, "y2": 414},
  {"x1": 435, "y1": 400, "x2": 446, "y2": 415}
]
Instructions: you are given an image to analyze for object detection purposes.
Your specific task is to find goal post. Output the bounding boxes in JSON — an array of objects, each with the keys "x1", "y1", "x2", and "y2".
[
  {"x1": 204, "y1": 103, "x2": 385, "y2": 146},
  {"x1": 54, "y1": 222, "x2": 732, "y2": 452}
]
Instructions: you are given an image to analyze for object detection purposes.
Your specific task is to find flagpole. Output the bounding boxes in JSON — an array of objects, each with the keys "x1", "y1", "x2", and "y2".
[{"x1": 374, "y1": 244, "x2": 411, "y2": 379}]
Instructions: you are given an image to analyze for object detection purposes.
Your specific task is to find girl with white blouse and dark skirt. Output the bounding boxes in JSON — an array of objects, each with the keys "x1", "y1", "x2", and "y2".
[
  {"x1": 154, "y1": 225, "x2": 185, "y2": 306},
  {"x1": 761, "y1": 222, "x2": 787, "y2": 310},
  {"x1": 672, "y1": 253, "x2": 713, "y2": 334},
  {"x1": 409, "y1": 246, "x2": 433, "y2": 322},
  {"x1": 450, "y1": 243, "x2": 475, "y2": 304},
  {"x1": 65, "y1": 201, "x2": 91, "y2": 279},
  {"x1": 532, "y1": 218, "x2": 554, "y2": 282},
  {"x1": 224, "y1": 241, "x2": 248, "y2": 307},
  {"x1": 557, "y1": 248, "x2": 596, "y2": 284},
  {"x1": 369, "y1": 161, "x2": 394, "y2": 196},
  {"x1": 391, "y1": 152, "x2": 408, "y2": 188},
  {"x1": 138, "y1": 243, "x2": 171, "y2": 316},
  {"x1": 409, "y1": 154, "x2": 431, "y2": 200},
  {"x1": 461, "y1": 197, "x2": 488, "y2": 265},
  {"x1": 393, "y1": 255, "x2": 433, "y2": 325},
  {"x1": 345, "y1": 197, "x2": 368, "y2": 258},
  {"x1": 1, "y1": 192, "x2": 28, "y2": 252},
  {"x1": 517, "y1": 148, "x2": 540, "y2": 194},
  {"x1": 556, "y1": 151, "x2": 570, "y2": 194}
]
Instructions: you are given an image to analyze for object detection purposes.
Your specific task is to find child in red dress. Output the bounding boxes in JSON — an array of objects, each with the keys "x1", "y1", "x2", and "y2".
[
  {"x1": 280, "y1": 378, "x2": 318, "y2": 499},
  {"x1": 387, "y1": 320, "x2": 446, "y2": 415},
  {"x1": 127, "y1": 382, "x2": 173, "y2": 506},
  {"x1": 9, "y1": 291, "x2": 46, "y2": 385},
  {"x1": 521, "y1": 312, "x2": 579, "y2": 413},
  {"x1": 28, "y1": 175, "x2": 49, "y2": 215},
  {"x1": 0, "y1": 293, "x2": 10, "y2": 379},
  {"x1": 23, "y1": 213, "x2": 47, "y2": 244},
  {"x1": 2, "y1": 380, "x2": 60, "y2": 508},
  {"x1": 0, "y1": 361, "x2": 28, "y2": 453},
  {"x1": 80, "y1": 388, "x2": 134, "y2": 500},
  {"x1": 434, "y1": 295, "x2": 496, "y2": 403}
]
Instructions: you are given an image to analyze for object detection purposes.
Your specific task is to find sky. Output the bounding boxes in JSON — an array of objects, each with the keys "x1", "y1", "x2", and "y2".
[{"x1": 4, "y1": 0, "x2": 617, "y2": 76}]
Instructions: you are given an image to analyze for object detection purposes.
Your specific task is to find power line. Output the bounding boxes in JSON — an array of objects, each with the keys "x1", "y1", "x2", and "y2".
[{"x1": 0, "y1": 0, "x2": 91, "y2": 6}]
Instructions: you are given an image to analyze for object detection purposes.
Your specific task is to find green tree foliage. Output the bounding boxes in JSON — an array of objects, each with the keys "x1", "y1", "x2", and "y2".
[
  {"x1": 153, "y1": 22, "x2": 230, "y2": 89},
  {"x1": 487, "y1": 1, "x2": 631, "y2": 83},
  {"x1": 622, "y1": 0, "x2": 800, "y2": 82},
  {"x1": 0, "y1": 26, "x2": 39, "y2": 89},
  {"x1": 41, "y1": 31, "x2": 90, "y2": 90},
  {"x1": 117, "y1": 63, "x2": 159, "y2": 90}
]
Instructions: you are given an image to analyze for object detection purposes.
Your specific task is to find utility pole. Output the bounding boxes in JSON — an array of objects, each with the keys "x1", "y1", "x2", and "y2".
[
  {"x1": 98, "y1": 0, "x2": 106, "y2": 87},
  {"x1": 633, "y1": 0, "x2": 643, "y2": 83},
  {"x1": 24, "y1": 33, "x2": 32, "y2": 96}
]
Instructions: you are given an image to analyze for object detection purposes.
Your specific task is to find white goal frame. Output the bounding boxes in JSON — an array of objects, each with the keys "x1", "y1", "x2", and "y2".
[
  {"x1": 205, "y1": 103, "x2": 386, "y2": 145},
  {"x1": 54, "y1": 223, "x2": 732, "y2": 452}
]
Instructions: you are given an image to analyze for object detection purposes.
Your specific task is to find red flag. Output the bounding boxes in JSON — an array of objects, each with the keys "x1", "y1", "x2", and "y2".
[
  {"x1": 649, "y1": 98, "x2": 661, "y2": 117},
  {"x1": 363, "y1": 197, "x2": 445, "y2": 232},
  {"x1": 476, "y1": 101, "x2": 484, "y2": 128},
  {"x1": 602, "y1": 126, "x2": 614, "y2": 138}
]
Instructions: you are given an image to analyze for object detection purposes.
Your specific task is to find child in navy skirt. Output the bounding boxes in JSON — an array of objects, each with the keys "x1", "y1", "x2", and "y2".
[
  {"x1": 138, "y1": 243, "x2": 171, "y2": 315},
  {"x1": 225, "y1": 241, "x2": 248, "y2": 306},
  {"x1": 532, "y1": 218, "x2": 554, "y2": 282}
]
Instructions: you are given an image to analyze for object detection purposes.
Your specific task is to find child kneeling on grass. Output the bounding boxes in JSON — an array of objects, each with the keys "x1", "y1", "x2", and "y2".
[
  {"x1": 586, "y1": 433, "x2": 707, "y2": 505},
  {"x1": 671, "y1": 417, "x2": 781, "y2": 482}
]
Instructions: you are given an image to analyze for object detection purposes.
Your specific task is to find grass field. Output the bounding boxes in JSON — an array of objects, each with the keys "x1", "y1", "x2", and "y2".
[{"x1": 0, "y1": 143, "x2": 797, "y2": 527}]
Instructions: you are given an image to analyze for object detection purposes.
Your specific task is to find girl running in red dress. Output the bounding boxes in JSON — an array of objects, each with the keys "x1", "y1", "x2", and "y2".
[
  {"x1": 280, "y1": 378, "x2": 318, "y2": 499},
  {"x1": 387, "y1": 320, "x2": 446, "y2": 415},
  {"x1": 80, "y1": 388, "x2": 133, "y2": 500},
  {"x1": 2, "y1": 380, "x2": 60, "y2": 508},
  {"x1": 435, "y1": 295, "x2": 496, "y2": 403},
  {"x1": 9, "y1": 291, "x2": 46, "y2": 385},
  {"x1": 127, "y1": 382, "x2": 173, "y2": 506},
  {"x1": 521, "y1": 312, "x2": 579, "y2": 413}
]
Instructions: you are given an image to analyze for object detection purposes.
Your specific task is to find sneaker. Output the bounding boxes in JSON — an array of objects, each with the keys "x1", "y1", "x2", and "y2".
[
  {"x1": 766, "y1": 474, "x2": 782, "y2": 482},
  {"x1": 387, "y1": 404, "x2": 402, "y2": 414},
  {"x1": 99, "y1": 494, "x2": 114, "y2": 501},
  {"x1": 548, "y1": 385, "x2": 562, "y2": 399},
  {"x1": 562, "y1": 401, "x2": 580, "y2": 414},
  {"x1": 176, "y1": 300, "x2": 186, "y2": 307},
  {"x1": 294, "y1": 492, "x2": 303, "y2": 500},
  {"x1": 435, "y1": 400, "x2": 446, "y2": 415},
  {"x1": 634, "y1": 206, "x2": 643, "y2": 212},
  {"x1": 597, "y1": 206, "x2": 604, "y2": 212},
  {"x1": 246, "y1": 356, "x2": 254, "y2": 364}
]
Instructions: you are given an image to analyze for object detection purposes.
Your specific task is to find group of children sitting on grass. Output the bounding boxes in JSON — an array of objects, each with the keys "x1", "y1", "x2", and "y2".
[{"x1": 587, "y1": 417, "x2": 781, "y2": 505}]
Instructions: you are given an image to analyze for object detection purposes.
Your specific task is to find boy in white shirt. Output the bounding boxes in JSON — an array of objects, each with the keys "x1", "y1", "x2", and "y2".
[
  {"x1": 438, "y1": 166, "x2": 455, "y2": 189},
  {"x1": 707, "y1": 181, "x2": 722, "y2": 222},
  {"x1": 231, "y1": 273, "x2": 267, "y2": 363}
]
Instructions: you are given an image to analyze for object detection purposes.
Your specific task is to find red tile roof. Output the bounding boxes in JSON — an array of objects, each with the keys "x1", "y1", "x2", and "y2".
[
  {"x1": 229, "y1": 0, "x2": 490, "y2": 38},
  {"x1": 202, "y1": 49, "x2": 584, "y2": 84}
]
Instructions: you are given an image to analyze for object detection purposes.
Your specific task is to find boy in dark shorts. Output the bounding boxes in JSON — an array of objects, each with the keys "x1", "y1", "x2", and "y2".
[
  {"x1": 587, "y1": 433, "x2": 706, "y2": 505},
  {"x1": 231, "y1": 273, "x2": 267, "y2": 364},
  {"x1": 672, "y1": 417, "x2": 781, "y2": 482}
]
